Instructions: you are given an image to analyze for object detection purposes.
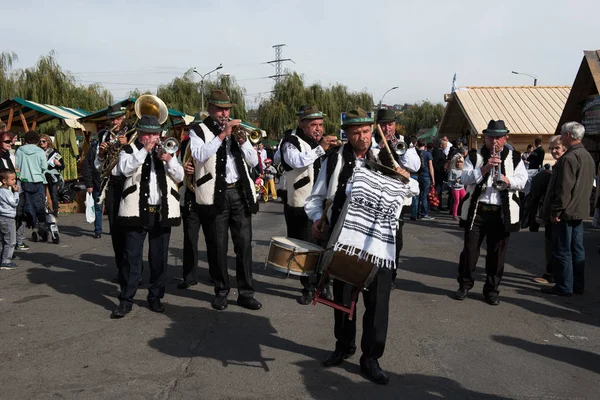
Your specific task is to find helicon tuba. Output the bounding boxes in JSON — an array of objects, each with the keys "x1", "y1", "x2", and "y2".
[{"x1": 100, "y1": 95, "x2": 169, "y2": 180}]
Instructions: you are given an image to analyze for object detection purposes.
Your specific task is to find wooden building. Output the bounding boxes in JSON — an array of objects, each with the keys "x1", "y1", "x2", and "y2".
[
  {"x1": 438, "y1": 86, "x2": 570, "y2": 153},
  {"x1": 555, "y1": 50, "x2": 600, "y2": 163}
]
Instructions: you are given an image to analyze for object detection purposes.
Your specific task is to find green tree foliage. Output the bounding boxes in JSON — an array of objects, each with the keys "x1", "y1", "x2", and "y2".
[
  {"x1": 156, "y1": 72, "x2": 247, "y2": 120},
  {"x1": 397, "y1": 101, "x2": 445, "y2": 136},
  {"x1": 257, "y1": 72, "x2": 373, "y2": 139},
  {"x1": 0, "y1": 51, "x2": 112, "y2": 112}
]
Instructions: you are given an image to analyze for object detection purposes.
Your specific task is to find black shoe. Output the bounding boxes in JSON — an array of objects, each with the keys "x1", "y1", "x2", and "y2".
[
  {"x1": 237, "y1": 296, "x2": 262, "y2": 310},
  {"x1": 211, "y1": 296, "x2": 228, "y2": 311},
  {"x1": 111, "y1": 274, "x2": 120, "y2": 283},
  {"x1": 297, "y1": 293, "x2": 314, "y2": 305},
  {"x1": 148, "y1": 301, "x2": 165, "y2": 313},
  {"x1": 93, "y1": 232, "x2": 101, "y2": 239},
  {"x1": 484, "y1": 296, "x2": 500, "y2": 306},
  {"x1": 322, "y1": 349, "x2": 355, "y2": 367},
  {"x1": 574, "y1": 289, "x2": 584, "y2": 295},
  {"x1": 110, "y1": 303, "x2": 132, "y2": 319},
  {"x1": 454, "y1": 288, "x2": 468, "y2": 300},
  {"x1": 177, "y1": 280, "x2": 198, "y2": 290},
  {"x1": 360, "y1": 356, "x2": 390, "y2": 385},
  {"x1": 321, "y1": 284, "x2": 333, "y2": 301},
  {"x1": 541, "y1": 287, "x2": 572, "y2": 297}
]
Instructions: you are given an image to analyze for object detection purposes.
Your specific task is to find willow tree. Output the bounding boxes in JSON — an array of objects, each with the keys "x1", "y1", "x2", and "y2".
[
  {"x1": 397, "y1": 101, "x2": 445, "y2": 136},
  {"x1": 1, "y1": 50, "x2": 112, "y2": 111},
  {"x1": 156, "y1": 72, "x2": 247, "y2": 120},
  {"x1": 257, "y1": 72, "x2": 374, "y2": 139}
]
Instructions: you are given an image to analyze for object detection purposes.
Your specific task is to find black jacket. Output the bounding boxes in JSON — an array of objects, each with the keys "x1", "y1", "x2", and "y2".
[
  {"x1": 82, "y1": 142, "x2": 101, "y2": 190},
  {"x1": 527, "y1": 146, "x2": 545, "y2": 170}
]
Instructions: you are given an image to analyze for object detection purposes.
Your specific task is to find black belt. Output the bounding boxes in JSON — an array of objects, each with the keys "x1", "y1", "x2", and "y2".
[
  {"x1": 478, "y1": 203, "x2": 501, "y2": 212},
  {"x1": 148, "y1": 205, "x2": 161, "y2": 213},
  {"x1": 226, "y1": 181, "x2": 238, "y2": 189}
]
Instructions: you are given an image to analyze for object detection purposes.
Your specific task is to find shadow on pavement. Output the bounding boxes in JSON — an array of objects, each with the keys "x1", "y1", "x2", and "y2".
[
  {"x1": 148, "y1": 304, "x2": 327, "y2": 371},
  {"x1": 295, "y1": 360, "x2": 511, "y2": 400},
  {"x1": 20, "y1": 251, "x2": 119, "y2": 311},
  {"x1": 493, "y1": 335, "x2": 600, "y2": 374}
]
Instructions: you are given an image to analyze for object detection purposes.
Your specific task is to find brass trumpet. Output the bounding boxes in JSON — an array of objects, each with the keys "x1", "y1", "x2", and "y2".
[{"x1": 232, "y1": 123, "x2": 262, "y2": 145}]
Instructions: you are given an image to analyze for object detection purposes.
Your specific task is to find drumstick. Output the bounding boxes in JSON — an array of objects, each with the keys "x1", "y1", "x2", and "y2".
[{"x1": 318, "y1": 199, "x2": 333, "y2": 231}]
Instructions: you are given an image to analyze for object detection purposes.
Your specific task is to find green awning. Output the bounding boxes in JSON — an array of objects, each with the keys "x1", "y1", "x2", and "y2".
[{"x1": 417, "y1": 126, "x2": 438, "y2": 140}]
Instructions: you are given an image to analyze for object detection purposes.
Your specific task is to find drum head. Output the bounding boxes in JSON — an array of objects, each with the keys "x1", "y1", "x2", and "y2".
[{"x1": 270, "y1": 236, "x2": 323, "y2": 252}]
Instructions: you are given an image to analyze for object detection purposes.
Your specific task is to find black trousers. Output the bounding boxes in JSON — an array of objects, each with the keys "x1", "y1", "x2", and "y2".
[
  {"x1": 392, "y1": 206, "x2": 407, "y2": 282},
  {"x1": 105, "y1": 178, "x2": 126, "y2": 271},
  {"x1": 119, "y1": 212, "x2": 171, "y2": 306},
  {"x1": 457, "y1": 207, "x2": 510, "y2": 297},
  {"x1": 181, "y1": 191, "x2": 215, "y2": 283},
  {"x1": 333, "y1": 267, "x2": 393, "y2": 360},
  {"x1": 284, "y1": 203, "x2": 316, "y2": 295},
  {"x1": 207, "y1": 186, "x2": 254, "y2": 298}
]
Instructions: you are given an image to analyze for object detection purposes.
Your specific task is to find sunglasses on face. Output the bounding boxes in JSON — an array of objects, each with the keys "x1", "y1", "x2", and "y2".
[
  {"x1": 2, "y1": 140, "x2": 12, "y2": 144},
  {"x1": 39, "y1": 140, "x2": 47, "y2": 143}
]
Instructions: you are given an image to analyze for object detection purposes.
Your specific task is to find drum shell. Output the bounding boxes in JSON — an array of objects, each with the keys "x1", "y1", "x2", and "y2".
[{"x1": 266, "y1": 237, "x2": 322, "y2": 276}]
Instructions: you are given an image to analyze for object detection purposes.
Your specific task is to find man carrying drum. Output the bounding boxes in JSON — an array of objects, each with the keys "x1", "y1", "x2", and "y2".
[
  {"x1": 305, "y1": 108, "x2": 419, "y2": 385},
  {"x1": 280, "y1": 105, "x2": 338, "y2": 305}
]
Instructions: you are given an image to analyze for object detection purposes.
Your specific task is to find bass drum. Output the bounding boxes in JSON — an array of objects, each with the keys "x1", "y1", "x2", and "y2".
[{"x1": 265, "y1": 236, "x2": 324, "y2": 277}]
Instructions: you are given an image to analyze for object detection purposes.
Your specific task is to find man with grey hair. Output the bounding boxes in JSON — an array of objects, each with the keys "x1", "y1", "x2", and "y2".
[{"x1": 541, "y1": 122, "x2": 595, "y2": 297}]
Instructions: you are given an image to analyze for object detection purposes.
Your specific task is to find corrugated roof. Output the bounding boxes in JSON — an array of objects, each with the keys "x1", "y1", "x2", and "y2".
[{"x1": 451, "y1": 86, "x2": 571, "y2": 135}]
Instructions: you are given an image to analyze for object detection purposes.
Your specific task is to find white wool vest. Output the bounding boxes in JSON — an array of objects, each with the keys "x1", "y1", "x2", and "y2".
[
  {"x1": 118, "y1": 145, "x2": 180, "y2": 223},
  {"x1": 285, "y1": 135, "x2": 315, "y2": 207},
  {"x1": 193, "y1": 123, "x2": 256, "y2": 205},
  {"x1": 460, "y1": 149, "x2": 520, "y2": 231}
]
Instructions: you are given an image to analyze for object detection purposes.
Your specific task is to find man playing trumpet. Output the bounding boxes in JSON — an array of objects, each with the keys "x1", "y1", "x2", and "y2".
[
  {"x1": 189, "y1": 89, "x2": 261, "y2": 311},
  {"x1": 110, "y1": 114, "x2": 184, "y2": 318}
]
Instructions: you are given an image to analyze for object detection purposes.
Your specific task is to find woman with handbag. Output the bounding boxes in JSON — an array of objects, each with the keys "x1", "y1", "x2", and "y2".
[{"x1": 38, "y1": 134, "x2": 63, "y2": 216}]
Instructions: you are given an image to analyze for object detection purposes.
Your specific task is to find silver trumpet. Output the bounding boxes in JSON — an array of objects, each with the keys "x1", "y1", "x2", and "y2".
[
  {"x1": 491, "y1": 145, "x2": 507, "y2": 191},
  {"x1": 395, "y1": 141, "x2": 407, "y2": 156},
  {"x1": 155, "y1": 137, "x2": 180, "y2": 155}
]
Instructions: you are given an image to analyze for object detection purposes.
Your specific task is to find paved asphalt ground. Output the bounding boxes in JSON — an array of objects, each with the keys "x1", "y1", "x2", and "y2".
[{"x1": 1, "y1": 200, "x2": 599, "y2": 399}]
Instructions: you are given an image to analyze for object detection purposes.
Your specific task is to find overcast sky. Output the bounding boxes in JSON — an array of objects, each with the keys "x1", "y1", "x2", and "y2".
[{"x1": 1, "y1": 0, "x2": 599, "y2": 110}]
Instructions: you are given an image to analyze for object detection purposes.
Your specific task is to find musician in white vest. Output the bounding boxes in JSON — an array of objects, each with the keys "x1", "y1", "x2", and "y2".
[
  {"x1": 305, "y1": 109, "x2": 419, "y2": 385},
  {"x1": 188, "y1": 89, "x2": 262, "y2": 312},
  {"x1": 454, "y1": 120, "x2": 528, "y2": 306},
  {"x1": 375, "y1": 108, "x2": 421, "y2": 288},
  {"x1": 110, "y1": 114, "x2": 183, "y2": 319},
  {"x1": 280, "y1": 105, "x2": 338, "y2": 305}
]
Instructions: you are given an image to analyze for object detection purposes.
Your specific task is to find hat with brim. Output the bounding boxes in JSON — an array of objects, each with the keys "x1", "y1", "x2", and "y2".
[
  {"x1": 137, "y1": 114, "x2": 162, "y2": 133},
  {"x1": 376, "y1": 108, "x2": 396, "y2": 123},
  {"x1": 341, "y1": 108, "x2": 374, "y2": 128},
  {"x1": 208, "y1": 89, "x2": 233, "y2": 108},
  {"x1": 295, "y1": 105, "x2": 309, "y2": 116},
  {"x1": 482, "y1": 120, "x2": 510, "y2": 137},
  {"x1": 107, "y1": 104, "x2": 127, "y2": 119},
  {"x1": 299, "y1": 105, "x2": 325, "y2": 121}
]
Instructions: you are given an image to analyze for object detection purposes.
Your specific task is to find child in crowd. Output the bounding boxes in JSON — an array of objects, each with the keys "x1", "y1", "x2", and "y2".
[
  {"x1": 0, "y1": 169, "x2": 20, "y2": 270},
  {"x1": 263, "y1": 158, "x2": 278, "y2": 202},
  {"x1": 448, "y1": 154, "x2": 466, "y2": 221}
]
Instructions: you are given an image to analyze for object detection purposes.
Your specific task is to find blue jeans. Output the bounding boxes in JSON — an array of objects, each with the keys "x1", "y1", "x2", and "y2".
[
  {"x1": 92, "y1": 188, "x2": 103, "y2": 234},
  {"x1": 417, "y1": 175, "x2": 431, "y2": 217},
  {"x1": 551, "y1": 220, "x2": 585, "y2": 294}
]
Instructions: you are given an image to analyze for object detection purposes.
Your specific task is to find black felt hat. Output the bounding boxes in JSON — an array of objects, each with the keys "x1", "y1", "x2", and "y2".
[
  {"x1": 298, "y1": 105, "x2": 325, "y2": 121},
  {"x1": 137, "y1": 114, "x2": 162, "y2": 133},
  {"x1": 207, "y1": 90, "x2": 233, "y2": 108},
  {"x1": 341, "y1": 108, "x2": 373, "y2": 128},
  {"x1": 107, "y1": 104, "x2": 127, "y2": 119},
  {"x1": 482, "y1": 120, "x2": 510, "y2": 136},
  {"x1": 376, "y1": 108, "x2": 396, "y2": 123},
  {"x1": 295, "y1": 105, "x2": 309, "y2": 116}
]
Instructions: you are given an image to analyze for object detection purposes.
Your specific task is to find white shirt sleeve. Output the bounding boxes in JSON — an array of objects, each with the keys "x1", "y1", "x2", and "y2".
[
  {"x1": 240, "y1": 139, "x2": 259, "y2": 167},
  {"x1": 408, "y1": 177, "x2": 420, "y2": 197},
  {"x1": 118, "y1": 147, "x2": 148, "y2": 178},
  {"x1": 304, "y1": 161, "x2": 329, "y2": 222},
  {"x1": 94, "y1": 144, "x2": 103, "y2": 172},
  {"x1": 400, "y1": 147, "x2": 421, "y2": 173},
  {"x1": 508, "y1": 160, "x2": 528, "y2": 191},
  {"x1": 165, "y1": 155, "x2": 184, "y2": 183},
  {"x1": 283, "y1": 142, "x2": 325, "y2": 169},
  {"x1": 459, "y1": 155, "x2": 482, "y2": 186},
  {"x1": 273, "y1": 144, "x2": 282, "y2": 166},
  {"x1": 189, "y1": 128, "x2": 222, "y2": 164}
]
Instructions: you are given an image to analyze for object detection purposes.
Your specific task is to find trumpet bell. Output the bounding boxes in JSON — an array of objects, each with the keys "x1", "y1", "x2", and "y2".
[
  {"x1": 135, "y1": 94, "x2": 169, "y2": 124},
  {"x1": 162, "y1": 137, "x2": 180, "y2": 154}
]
